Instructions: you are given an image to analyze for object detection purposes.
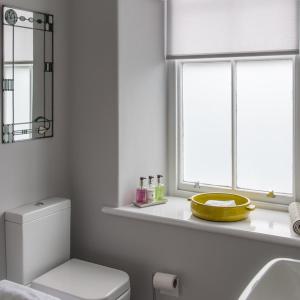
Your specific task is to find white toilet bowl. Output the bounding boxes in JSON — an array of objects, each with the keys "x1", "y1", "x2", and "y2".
[
  {"x1": 32, "y1": 259, "x2": 130, "y2": 300},
  {"x1": 5, "y1": 198, "x2": 130, "y2": 300}
]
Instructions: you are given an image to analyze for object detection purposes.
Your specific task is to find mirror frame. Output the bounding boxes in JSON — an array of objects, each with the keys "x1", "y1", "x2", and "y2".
[{"x1": 1, "y1": 5, "x2": 54, "y2": 144}]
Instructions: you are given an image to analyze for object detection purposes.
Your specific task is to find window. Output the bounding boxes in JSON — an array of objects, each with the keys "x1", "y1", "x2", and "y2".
[
  {"x1": 171, "y1": 57, "x2": 295, "y2": 205},
  {"x1": 166, "y1": 0, "x2": 299, "y2": 206}
]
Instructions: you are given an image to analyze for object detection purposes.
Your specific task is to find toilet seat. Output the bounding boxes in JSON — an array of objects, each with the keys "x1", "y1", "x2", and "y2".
[{"x1": 31, "y1": 259, "x2": 130, "y2": 300}]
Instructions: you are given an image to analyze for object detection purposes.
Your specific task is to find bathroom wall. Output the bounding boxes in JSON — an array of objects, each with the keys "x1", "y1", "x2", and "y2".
[
  {"x1": 77, "y1": 215, "x2": 300, "y2": 300},
  {"x1": 69, "y1": 0, "x2": 119, "y2": 246},
  {"x1": 118, "y1": 0, "x2": 167, "y2": 205},
  {"x1": 0, "y1": 0, "x2": 70, "y2": 279},
  {"x1": 4, "y1": 2, "x2": 299, "y2": 299},
  {"x1": 70, "y1": 0, "x2": 300, "y2": 299}
]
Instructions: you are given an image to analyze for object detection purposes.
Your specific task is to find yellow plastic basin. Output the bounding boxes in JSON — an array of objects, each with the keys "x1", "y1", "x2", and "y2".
[{"x1": 190, "y1": 193, "x2": 255, "y2": 222}]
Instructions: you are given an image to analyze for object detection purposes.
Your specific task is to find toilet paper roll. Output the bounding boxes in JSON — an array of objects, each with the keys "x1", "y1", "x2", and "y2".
[
  {"x1": 153, "y1": 272, "x2": 179, "y2": 297},
  {"x1": 289, "y1": 202, "x2": 300, "y2": 235}
]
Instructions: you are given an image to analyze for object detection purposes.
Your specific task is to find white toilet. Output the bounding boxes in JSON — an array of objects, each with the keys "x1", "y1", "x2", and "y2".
[{"x1": 5, "y1": 198, "x2": 130, "y2": 300}]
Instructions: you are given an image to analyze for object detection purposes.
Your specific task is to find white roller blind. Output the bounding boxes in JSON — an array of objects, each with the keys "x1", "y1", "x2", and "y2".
[{"x1": 166, "y1": 0, "x2": 299, "y2": 59}]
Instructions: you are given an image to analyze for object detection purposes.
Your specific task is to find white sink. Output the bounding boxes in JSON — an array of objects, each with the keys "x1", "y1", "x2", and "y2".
[{"x1": 239, "y1": 258, "x2": 300, "y2": 300}]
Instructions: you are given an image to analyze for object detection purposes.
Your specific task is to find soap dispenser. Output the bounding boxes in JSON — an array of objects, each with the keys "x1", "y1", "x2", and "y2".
[
  {"x1": 155, "y1": 175, "x2": 165, "y2": 201},
  {"x1": 136, "y1": 177, "x2": 147, "y2": 204},
  {"x1": 147, "y1": 176, "x2": 155, "y2": 202}
]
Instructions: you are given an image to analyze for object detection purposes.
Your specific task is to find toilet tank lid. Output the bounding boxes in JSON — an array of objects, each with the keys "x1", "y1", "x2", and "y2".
[{"x1": 5, "y1": 198, "x2": 71, "y2": 224}]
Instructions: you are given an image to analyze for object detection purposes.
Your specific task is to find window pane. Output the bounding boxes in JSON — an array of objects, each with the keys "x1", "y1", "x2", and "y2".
[
  {"x1": 182, "y1": 62, "x2": 232, "y2": 186},
  {"x1": 4, "y1": 66, "x2": 33, "y2": 141},
  {"x1": 236, "y1": 59, "x2": 293, "y2": 194},
  {"x1": 14, "y1": 67, "x2": 32, "y2": 124}
]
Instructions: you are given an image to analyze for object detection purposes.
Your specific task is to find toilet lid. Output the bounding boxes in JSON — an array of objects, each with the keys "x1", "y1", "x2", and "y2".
[{"x1": 31, "y1": 259, "x2": 130, "y2": 300}]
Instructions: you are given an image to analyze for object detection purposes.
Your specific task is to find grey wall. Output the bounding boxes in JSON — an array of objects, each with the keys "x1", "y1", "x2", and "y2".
[
  {"x1": 1, "y1": 0, "x2": 300, "y2": 299},
  {"x1": 75, "y1": 215, "x2": 300, "y2": 300},
  {"x1": 118, "y1": 0, "x2": 167, "y2": 205},
  {"x1": 70, "y1": 0, "x2": 300, "y2": 300},
  {"x1": 69, "y1": 0, "x2": 119, "y2": 250},
  {"x1": 0, "y1": 0, "x2": 70, "y2": 279}
]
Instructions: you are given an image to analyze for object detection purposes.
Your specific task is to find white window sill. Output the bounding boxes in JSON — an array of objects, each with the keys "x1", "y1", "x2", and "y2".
[{"x1": 102, "y1": 196, "x2": 300, "y2": 248}]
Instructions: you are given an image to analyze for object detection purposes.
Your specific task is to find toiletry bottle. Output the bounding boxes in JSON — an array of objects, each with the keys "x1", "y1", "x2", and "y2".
[
  {"x1": 136, "y1": 177, "x2": 147, "y2": 204},
  {"x1": 155, "y1": 175, "x2": 165, "y2": 201},
  {"x1": 147, "y1": 176, "x2": 155, "y2": 202}
]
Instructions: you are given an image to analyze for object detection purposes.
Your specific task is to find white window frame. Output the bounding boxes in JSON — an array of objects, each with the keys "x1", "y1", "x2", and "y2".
[{"x1": 168, "y1": 55, "x2": 300, "y2": 209}]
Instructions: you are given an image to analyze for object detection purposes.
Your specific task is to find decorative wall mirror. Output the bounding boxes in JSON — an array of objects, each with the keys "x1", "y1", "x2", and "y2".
[{"x1": 1, "y1": 6, "x2": 54, "y2": 143}]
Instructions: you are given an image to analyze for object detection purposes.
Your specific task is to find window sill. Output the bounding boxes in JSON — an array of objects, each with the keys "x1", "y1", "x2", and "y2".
[{"x1": 102, "y1": 196, "x2": 300, "y2": 248}]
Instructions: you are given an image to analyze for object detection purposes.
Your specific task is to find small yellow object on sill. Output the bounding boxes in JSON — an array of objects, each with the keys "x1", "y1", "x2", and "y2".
[
  {"x1": 267, "y1": 190, "x2": 276, "y2": 198},
  {"x1": 189, "y1": 193, "x2": 255, "y2": 222}
]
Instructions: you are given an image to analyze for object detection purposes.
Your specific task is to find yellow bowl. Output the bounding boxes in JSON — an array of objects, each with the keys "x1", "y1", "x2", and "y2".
[{"x1": 190, "y1": 193, "x2": 255, "y2": 222}]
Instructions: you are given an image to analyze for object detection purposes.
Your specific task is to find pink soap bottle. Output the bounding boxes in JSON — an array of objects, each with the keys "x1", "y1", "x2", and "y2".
[{"x1": 136, "y1": 177, "x2": 147, "y2": 204}]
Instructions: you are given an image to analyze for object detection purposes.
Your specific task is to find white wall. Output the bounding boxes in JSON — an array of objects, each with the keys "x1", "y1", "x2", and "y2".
[
  {"x1": 69, "y1": 0, "x2": 119, "y2": 250},
  {"x1": 70, "y1": 0, "x2": 300, "y2": 300},
  {"x1": 118, "y1": 0, "x2": 167, "y2": 205},
  {"x1": 1, "y1": 0, "x2": 299, "y2": 299},
  {"x1": 0, "y1": 0, "x2": 70, "y2": 279},
  {"x1": 76, "y1": 215, "x2": 300, "y2": 300}
]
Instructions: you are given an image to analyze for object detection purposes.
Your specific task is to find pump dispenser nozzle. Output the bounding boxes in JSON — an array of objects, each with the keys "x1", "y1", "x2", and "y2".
[
  {"x1": 157, "y1": 175, "x2": 163, "y2": 184},
  {"x1": 148, "y1": 176, "x2": 154, "y2": 185},
  {"x1": 140, "y1": 177, "x2": 146, "y2": 188}
]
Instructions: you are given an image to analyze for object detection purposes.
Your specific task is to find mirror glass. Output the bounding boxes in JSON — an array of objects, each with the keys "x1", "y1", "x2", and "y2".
[{"x1": 2, "y1": 7, "x2": 53, "y2": 143}]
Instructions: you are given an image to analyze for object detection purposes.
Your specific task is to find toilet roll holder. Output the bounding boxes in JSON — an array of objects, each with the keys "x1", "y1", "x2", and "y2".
[{"x1": 152, "y1": 272, "x2": 179, "y2": 299}]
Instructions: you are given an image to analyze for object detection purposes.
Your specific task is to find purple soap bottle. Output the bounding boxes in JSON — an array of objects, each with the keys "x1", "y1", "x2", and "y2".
[{"x1": 136, "y1": 177, "x2": 147, "y2": 204}]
